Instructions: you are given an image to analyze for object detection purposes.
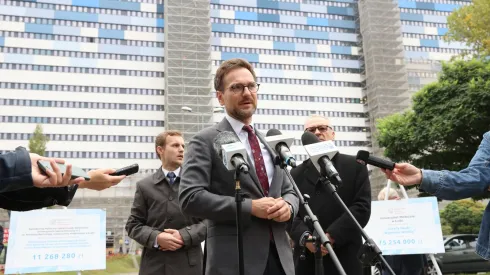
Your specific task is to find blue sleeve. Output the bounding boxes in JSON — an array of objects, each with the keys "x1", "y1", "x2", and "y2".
[
  {"x1": 420, "y1": 131, "x2": 490, "y2": 200},
  {"x1": 0, "y1": 147, "x2": 34, "y2": 193}
]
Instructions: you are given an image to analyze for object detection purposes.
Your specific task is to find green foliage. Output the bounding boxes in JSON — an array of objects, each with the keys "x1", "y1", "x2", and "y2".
[
  {"x1": 440, "y1": 217, "x2": 453, "y2": 236},
  {"x1": 440, "y1": 199, "x2": 485, "y2": 234},
  {"x1": 376, "y1": 59, "x2": 490, "y2": 198},
  {"x1": 445, "y1": 0, "x2": 490, "y2": 57},
  {"x1": 28, "y1": 124, "x2": 49, "y2": 156}
]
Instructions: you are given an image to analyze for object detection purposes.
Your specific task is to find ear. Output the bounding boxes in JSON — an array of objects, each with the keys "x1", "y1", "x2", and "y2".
[
  {"x1": 216, "y1": 91, "x2": 225, "y2": 106},
  {"x1": 156, "y1": 145, "x2": 165, "y2": 157}
]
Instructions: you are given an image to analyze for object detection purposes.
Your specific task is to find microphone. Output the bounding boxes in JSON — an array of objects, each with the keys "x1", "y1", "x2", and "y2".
[
  {"x1": 265, "y1": 129, "x2": 296, "y2": 167},
  {"x1": 213, "y1": 131, "x2": 249, "y2": 173},
  {"x1": 301, "y1": 132, "x2": 342, "y2": 185},
  {"x1": 356, "y1": 150, "x2": 395, "y2": 170}
]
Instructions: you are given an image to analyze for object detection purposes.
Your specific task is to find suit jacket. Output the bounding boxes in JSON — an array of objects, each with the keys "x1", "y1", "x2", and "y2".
[
  {"x1": 1, "y1": 147, "x2": 35, "y2": 193},
  {"x1": 126, "y1": 168, "x2": 206, "y2": 275},
  {"x1": 0, "y1": 147, "x2": 77, "y2": 211},
  {"x1": 178, "y1": 118, "x2": 299, "y2": 275},
  {"x1": 290, "y1": 154, "x2": 371, "y2": 275}
]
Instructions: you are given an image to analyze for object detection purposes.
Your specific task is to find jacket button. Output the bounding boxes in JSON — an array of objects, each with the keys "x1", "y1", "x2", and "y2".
[
  {"x1": 186, "y1": 226, "x2": 191, "y2": 230},
  {"x1": 169, "y1": 196, "x2": 174, "y2": 201}
]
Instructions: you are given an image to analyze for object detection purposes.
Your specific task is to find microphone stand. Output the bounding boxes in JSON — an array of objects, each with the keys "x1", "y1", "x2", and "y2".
[
  {"x1": 319, "y1": 177, "x2": 396, "y2": 275},
  {"x1": 234, "y1": 163, "x2": 249, "y2": 275},
  {"x1": 280, "y1": 161, "x2": 347, "y2": 275}
]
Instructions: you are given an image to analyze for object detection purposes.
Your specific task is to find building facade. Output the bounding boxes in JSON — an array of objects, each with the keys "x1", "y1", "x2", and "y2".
[
  {"x1": 0, "y1": 0, "x2": 167, "y2": 242},
  {"x1": 0, "y1": 0, "x2": 471, "y2": 241}
]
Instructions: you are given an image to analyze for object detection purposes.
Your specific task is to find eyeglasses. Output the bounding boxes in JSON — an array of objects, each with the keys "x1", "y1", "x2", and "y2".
[
  {"x1": 305, "y1": 125, "x2": 332, "y2": 133},
  {"x1": 228, "y1": 83, "x2": 260, "y2": 94}
]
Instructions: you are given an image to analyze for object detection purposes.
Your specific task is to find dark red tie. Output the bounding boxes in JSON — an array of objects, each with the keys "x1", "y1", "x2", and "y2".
[{"x1": 242, "y1": 125, "x2": 269, "y2": 196}]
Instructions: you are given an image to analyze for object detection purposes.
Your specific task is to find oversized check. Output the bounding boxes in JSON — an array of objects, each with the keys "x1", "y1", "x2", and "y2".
[
  {"x1": 5, "y1": 209, "x2": 106, "y2": 274},
  {"x1": 364, "y1": 197, "x2": 445, "y2": 255}
]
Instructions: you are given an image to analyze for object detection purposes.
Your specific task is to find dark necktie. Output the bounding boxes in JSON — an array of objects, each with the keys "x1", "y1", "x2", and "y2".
[
  {"x1": 242, "y1": 125, "x2": 269, "y2": 196},
  {"x1": 167, "y1": 172, "x2": 176, "y2": 185}
]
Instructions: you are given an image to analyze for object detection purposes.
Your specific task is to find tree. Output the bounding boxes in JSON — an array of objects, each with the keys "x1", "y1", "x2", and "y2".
[
  {"x1": 377, "y1": 58, "x2": 490, "y2": 168},
  {"x1": 445, "y1": 0, "x2": 490, "y2": 57},
  {"x1": 28, "y1": 124, "x2": 49, "y2": 156},
  {"x1": 376, "y1": 59, "x2": 490, "y2": 197},
  {"x1": 440, "y1": 199, "x2": 484, "y2": 234},
  {"x1": 440, "y1": 217, "x2": 452, "y2": 236}
]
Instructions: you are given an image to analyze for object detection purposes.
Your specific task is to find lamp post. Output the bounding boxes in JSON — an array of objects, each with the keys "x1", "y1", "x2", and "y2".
[{"x1": 180, "y1": 106, "x2": 223, "y2": 131}]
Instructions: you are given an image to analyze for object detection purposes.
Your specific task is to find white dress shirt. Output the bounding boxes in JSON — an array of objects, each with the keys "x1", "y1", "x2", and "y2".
[
  {"x1": 162, "y1": 167, "x2": 181, "y2": 179},
  {"x1": 225, "y1": 113, "x2": 274, "y2": 186}
]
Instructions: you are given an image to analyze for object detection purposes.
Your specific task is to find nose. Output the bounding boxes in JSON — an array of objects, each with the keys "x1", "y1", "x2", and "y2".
[{"x1": 242, "y1": 86, "x2": 252, "y2": 96}]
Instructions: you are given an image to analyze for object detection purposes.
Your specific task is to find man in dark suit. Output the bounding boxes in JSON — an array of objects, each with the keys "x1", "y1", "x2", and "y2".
[
  {"x1": 0, "y1": 147, "x2": 126, "y2": 211},
  {"x1": 126, "y1": 130, "x2": 206, "y2": 275},
  {"x1": 290, "y1": 115, "x2": 372, "y2": 275},
  {"x1": 178, "y1": 58, "x2": 299, "y2": 275}
]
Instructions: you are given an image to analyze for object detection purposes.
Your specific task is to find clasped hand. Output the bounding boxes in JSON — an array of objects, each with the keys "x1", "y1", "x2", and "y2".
[
  {"x1": 156, "y1": 229, "x2": 184, "y2": 251},
  {"x1": 251, "y1": 197, "x2": 291, "y2": 222}
]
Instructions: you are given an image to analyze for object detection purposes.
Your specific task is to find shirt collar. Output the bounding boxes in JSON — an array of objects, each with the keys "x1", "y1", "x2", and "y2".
[
  {"x1": 161, "y1": 167, "x2": 180, "y2": 177},
  {"x1": 225, "y1": 112, "x2": 255, "y2": 136}
]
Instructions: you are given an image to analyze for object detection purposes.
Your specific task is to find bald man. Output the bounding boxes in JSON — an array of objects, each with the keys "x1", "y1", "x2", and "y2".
[{"x1": 289, "y1": 115, "x2": 372, "y2": 275}]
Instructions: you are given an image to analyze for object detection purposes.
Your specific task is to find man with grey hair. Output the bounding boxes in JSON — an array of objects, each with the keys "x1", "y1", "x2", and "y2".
[
  {"x1": 377, "y1": 187, "x2": 401, "y2": 201},
  {"x1": 290, "y1": 115, "x2": 372, "y2": 275}
]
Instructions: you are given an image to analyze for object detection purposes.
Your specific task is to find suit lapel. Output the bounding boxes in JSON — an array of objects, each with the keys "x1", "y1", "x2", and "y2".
[
  {"x1": 152, "y1": 168, "x2": 166, "y2": 184},
  {"x1": 216, "y1": 118, "x2": 264, "y2": 196},
  {"x1": 304, "y1": 160, "x2": 321, "y2": 187}
]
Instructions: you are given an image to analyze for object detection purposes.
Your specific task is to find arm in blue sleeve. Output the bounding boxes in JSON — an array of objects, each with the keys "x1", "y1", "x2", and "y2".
[
  {"x1": 0, "y1": 147, "x2": 34, "y2": 193},
  {"x1": 420, "y1": 131, "x2": 490, "y2": 200}
]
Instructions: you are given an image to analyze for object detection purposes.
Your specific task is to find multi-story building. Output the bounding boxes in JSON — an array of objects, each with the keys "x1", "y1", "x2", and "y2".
[
  {"x1": 0, "y1": 0, "x2": 167, "y2": 243},
  {"x1": 210, "y1": 0, "x2": 370, "y2": 160},
  {"x1": 358, "y1": 0, "x2": 471, "y2": 196},
  {"x1": 0, "y1": 0, "x2": 472, "y2": 245}
]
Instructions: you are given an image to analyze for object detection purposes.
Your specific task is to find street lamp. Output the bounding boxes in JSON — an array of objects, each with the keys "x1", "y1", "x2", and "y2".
[
  {"x1": 180, "y1": 106, "x2": 223, "y2": 132},
  {"x1": 180, "y1": 106, "x2": 223, "y2": 113}
]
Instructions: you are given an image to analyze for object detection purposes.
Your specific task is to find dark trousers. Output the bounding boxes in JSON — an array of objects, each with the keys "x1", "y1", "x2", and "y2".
[
  {"x1": 263, "y1": 242, "x2": 286, "y2": 275},
  {"x1": 382, "y1": 254, "x2": 426, "y2": 275}
]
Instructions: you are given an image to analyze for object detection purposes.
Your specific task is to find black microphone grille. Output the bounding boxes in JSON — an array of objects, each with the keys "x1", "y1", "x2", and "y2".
[
  {"x1": 212, "y1": 131, "x2": 240, "y2": 160},
  {"x1": 301, "y1": 131, "x2": 319, "y2": 146},
  {"x1": 266, "y1": 129, "x2": 282, "y2": 137},
  {"x1": 356, "y1": 150, "x2": 370, "y2": 162}
]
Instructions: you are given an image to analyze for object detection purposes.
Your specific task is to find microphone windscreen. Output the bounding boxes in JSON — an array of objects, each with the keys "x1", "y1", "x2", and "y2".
[
  {"x1": 266, "y1": 129, "x2": 282, "y2": 137},
  {"x1": 212, "y1": 131, "x2": 240, "y2": 160},
  {"x1": 356, "y1": 150, "x2": 370, "y2": 162},
  {"x1": 301, "y1": 131, "x2": 320, "y2": 146}
]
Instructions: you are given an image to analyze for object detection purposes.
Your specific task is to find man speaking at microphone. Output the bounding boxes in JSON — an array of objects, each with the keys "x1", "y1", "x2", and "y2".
[
  {"x1": 290, "y1": 115, "x2": 371, "y2": 275},
  {"x1": 178, "y1": 58, "x2": 299, "y2": 275}
]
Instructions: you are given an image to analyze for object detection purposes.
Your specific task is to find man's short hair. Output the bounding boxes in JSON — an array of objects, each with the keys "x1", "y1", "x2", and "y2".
[
  {"x1": 155, "y1": 130, "x2": 182, "y2": 159},
  {"x1": 304, "y1": 114, "x2": 331, "y2": 129},
  {"x1": 214, "y1": 58, "x2": 257, "y2": 92},
  {"x1": 377, "y1": 187, "x2": 399, "y2": 201}
]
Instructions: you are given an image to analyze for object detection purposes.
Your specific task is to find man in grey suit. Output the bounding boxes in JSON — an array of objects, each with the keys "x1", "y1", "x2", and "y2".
[
  {"x1": 126, "y1": 130, "x2": 206, "y2": 275},
  {"x1": 179, "y1": 58, "x2": 299, "y2": 275}
]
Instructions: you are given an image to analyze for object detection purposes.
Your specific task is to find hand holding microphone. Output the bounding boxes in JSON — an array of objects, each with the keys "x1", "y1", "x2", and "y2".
[
  {"x1": 383, "y1": 163, "x2": 423, "y2": 186},
  {"x1": 355, "y1": 150, "x2": 422, "y2": 186}
]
